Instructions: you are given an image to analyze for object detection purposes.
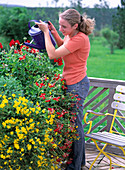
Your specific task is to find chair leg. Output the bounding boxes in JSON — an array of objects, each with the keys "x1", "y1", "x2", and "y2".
[{"x1": 89, "y1": 140, "x2": 112, "y2": 170}]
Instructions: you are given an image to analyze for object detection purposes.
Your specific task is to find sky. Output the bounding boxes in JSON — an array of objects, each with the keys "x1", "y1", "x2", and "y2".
[{"x1": 0, "y1": 0, "x2": 121, "y2": 8}]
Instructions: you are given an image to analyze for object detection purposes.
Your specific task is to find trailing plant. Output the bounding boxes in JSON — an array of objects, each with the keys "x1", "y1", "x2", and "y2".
[{"x1": 0, "y1": 40, "x2": 79, "y2": 169}]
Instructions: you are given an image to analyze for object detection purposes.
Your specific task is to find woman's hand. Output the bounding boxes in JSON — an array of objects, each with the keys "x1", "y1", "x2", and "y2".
[
  {"x1": 35, "y1": 20, "x2": 48, "y2": 33},
  {"x1": 47, "y1": 21, "x2": 57, "y2": 35}
]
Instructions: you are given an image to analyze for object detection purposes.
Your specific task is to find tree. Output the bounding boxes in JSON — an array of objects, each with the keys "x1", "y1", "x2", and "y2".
[
  {"x1": 93, "y1": 0, "x2": 109, "y2": 29},
  {"x1": 101, "y1": 27, "x2": 119, "y2": 54},
  {"x1": 52, "y1": 0, "x2": 59, "y2": 7},
  {"x1": 112, "y1": 0, "x2": 125, "y2": 49},
  {"x1": 0, "y1": 7, "x2": 32, "y2": 42},
  {"x1": 68, "y1": 0, "x2": 83, "y2": 13}
]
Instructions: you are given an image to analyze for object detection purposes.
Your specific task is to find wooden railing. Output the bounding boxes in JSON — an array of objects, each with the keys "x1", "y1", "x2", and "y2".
[{"x1": 83, "y1": 77, "x2": 125, "y2": 152}]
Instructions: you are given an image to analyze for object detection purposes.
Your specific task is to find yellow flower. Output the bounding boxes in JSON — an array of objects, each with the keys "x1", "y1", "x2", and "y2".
[
  {"x1": 21, "y1": 148, "x2": 24, "y2": 152},
  {"x1": 52, "y1": 144, "x2": 57, "y2": 148},
  {"x1": 10, "y1": 131, "x2": 14, "y2": 135},
  {"x1": 4, "y1": 84, "x2": 7, "y2": 87},
  {"x1": 12, "y1": 94, "x2": 16, "y2": 97},
  {"x1": 1, "y1": 154, "x2": 5, "y2": 159},
  {"x1": 14, "y1": 143, "x2": 20, "y2": 150},
  {"x1": 2, "y1": 122, "x2": 6, "y2": 128},
  {"x1": 42, "y1": 109, "x2": 45, "y2": 113},
  {"x1": 27, "y1": 144, "x2": 32, "y2": 150},
  {"x1": 0, "y1": 103, "x2": 5, "y2": 108},
  {"x1": 36, "y1": 128, "x2": 39, "y2": 133},
  {"x1": 29, "y1": 119, "x2": 33, "y2": 123}
]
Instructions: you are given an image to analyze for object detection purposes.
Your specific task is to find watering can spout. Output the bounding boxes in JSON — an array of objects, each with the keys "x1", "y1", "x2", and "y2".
[
  {"x1": 23, "y1": 42, "x2": 43, "y2": 50},
  {"x1": 24, "y1": 20, "x2": 56, "y2": 51}
]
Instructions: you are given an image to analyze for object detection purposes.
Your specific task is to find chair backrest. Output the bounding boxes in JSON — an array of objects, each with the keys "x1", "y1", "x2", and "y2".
[
  {"x1": 111, "y1": 85, "x2": 125, "y2": 113},
  {"x1": 110, "y1": 85, "x2": 125, "y2": 134}
]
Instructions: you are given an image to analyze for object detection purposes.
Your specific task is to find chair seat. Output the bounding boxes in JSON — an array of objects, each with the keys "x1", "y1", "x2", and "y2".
[{"x1": 85, "y1": 132, "x2": 125, "y2": 147}]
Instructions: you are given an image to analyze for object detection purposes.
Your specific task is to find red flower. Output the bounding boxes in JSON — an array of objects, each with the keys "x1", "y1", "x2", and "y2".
[
  {"x1": 40, "y1": 93, "x2": 46, "y2": 99},
  {"x1": 54, "y1": 57, "x2": 63, "y2": 66},
  {"x1": 19, "y1": 55, "x2": 26, "y2": 60},
  {"x1": 9, "y1": 39, "x2": 20, "y2": 47},
  {"x1": 45, "y1": 100, "x2": 51, "y2": 102},
  {"x1": 39, "y1": 83, "x2": 45, "y2": 88},
  {"x1": 77, "y1": 98, "x2": 81, "y2": 101},
  {"x1": 0, "y1": 43, "x2": 3, "y2": 49},
  {"x1": 26, "y1": 40, "x2": 30, "y2": 43},
  {"x1": 14, "y1": 50, "x2": 19, "y2": 54},
  {"x1": 30, "y1": 48, "x2": 39, "y2": 54},
  {"x1": 61, "y1": 78, "x2": 65, "y2": 81},
  {"x1": 62, "y1": 85, "x2": 68, "y2": 90},
  {"x1": 62, "y1": 153, "x2": 69, "y2": 158},
  {"x1": 48, "y1": 83, "x2": 55, "y2": 88},
  {"x1": 35, "y1": 82, "x2": 39, "y2": 87},
  {"x1": 66, "y1": 158, "x2": 73, "y2": 165},
  {"x1": 53, "y1": 97, "x2": 60, "y2": 101},
  {"x1": 9, "y1": 39, "x2": 15, "y2": 47},
  {"x1": 56, "y1": 158, "x2": 61, "y2": 162},
  {"x1": 57, "y1": 112, "x2": 60, "y2": 115},
  {"x1": 15, "y1": 40, "x2": 20, "y2": 45}
]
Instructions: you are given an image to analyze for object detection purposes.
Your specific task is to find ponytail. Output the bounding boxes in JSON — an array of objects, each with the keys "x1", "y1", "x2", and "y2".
[{"x1": 78, "y1": 13, "x2": 95, "y2": 35}]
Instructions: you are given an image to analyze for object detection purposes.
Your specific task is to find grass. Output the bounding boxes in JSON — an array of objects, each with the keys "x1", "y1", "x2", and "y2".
[
  {"x1": 57, "y1": 36, "x2": 125, "y2": 81},
  {"x1": 87, "y1": 37, "x2": 125, "y2": 81}
]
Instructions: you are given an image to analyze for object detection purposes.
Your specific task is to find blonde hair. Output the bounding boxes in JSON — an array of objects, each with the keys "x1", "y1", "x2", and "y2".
[{"x1": 59, "y1": 9, "x2": 95, "y2": 35}]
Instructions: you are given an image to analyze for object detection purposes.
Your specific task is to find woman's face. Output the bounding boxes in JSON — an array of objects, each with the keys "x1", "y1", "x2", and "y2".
[{"x1": 59, "y1": 17, "x2": 77, "y2": 37}]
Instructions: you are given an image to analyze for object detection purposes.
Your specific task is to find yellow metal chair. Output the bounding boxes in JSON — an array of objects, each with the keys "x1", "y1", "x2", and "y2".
[{"x1": 84, "y1": 85, "x2": 125, "y2": 169}]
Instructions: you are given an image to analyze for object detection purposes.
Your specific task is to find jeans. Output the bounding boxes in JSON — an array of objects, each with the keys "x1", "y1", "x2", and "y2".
[{"x1": 66, "y1": 76, "x2": 90, "y2": 170}]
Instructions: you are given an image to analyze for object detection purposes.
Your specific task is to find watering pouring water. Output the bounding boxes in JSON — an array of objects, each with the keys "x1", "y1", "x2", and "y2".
[{"x1": 23, "y1": 20, "x2": 56, "y2": 52}]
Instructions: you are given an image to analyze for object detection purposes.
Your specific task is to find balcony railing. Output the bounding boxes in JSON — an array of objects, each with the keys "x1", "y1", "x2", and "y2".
[{"x1": 83, "y1": 77, "x2": 125, "y2": 154}]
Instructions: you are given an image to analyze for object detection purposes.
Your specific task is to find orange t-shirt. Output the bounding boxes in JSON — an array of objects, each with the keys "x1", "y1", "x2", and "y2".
[{"x1": 62, "y1": 32, "x2": 90, "y2": 85}]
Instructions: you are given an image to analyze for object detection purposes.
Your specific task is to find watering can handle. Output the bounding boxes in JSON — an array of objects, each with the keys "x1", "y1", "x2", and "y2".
[
  {"x1": 28, "y1": 20, "x2": 40, "y2": 29},
  {"x1": 28, "y1": 20, "x2": 50, "y2": 29}
]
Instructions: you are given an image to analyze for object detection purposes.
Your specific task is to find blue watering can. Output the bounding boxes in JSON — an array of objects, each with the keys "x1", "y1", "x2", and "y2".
[{"x1": 23, "y1": 20, "x2": 56, "y2": 51}]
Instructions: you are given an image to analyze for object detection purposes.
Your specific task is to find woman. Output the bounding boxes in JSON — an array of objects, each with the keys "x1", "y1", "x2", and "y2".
[{"x1": 35, "y1": 9, "x2": 95, "y2": 170}]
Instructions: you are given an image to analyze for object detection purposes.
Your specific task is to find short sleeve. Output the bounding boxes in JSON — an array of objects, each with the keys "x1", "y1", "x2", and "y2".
[{"x1": 64, "y1": 34, "x2": 85, "y2": 53}]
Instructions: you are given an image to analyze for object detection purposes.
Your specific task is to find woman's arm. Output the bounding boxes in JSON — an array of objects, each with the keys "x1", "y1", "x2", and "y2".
[
  {"x1": 48, "y1": 21, "x2": 64, "y2": 47},
  {"x1": 35, "y1": 20, "x2": 70, "y2": 59}
]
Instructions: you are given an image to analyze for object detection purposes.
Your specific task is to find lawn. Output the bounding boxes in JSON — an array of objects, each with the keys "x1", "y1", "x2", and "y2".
[{"x1": 87, "y1": 37, "x2": 125, "y2": 81}]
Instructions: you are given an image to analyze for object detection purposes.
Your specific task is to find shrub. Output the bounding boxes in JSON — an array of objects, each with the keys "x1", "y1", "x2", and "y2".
[
  {"x1": 0, "y1": 76, "x2": 23, "y2": 97},
  {"x1": 0, "y1": 41, "x2": 78, "y2": 169},
  {"x1": 0, "y1": 40, "x2": 63, "y2": 103}
]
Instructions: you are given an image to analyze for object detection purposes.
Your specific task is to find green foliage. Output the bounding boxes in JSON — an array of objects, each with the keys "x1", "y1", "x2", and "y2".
[
  {"x1": 0, "y1": 7, "x2": 32, "y2": 42},
  {"x1": 87, "y1": 37, "x2": 125, "y2": 80},
  {"x1": 101, "y1": 27, "x2": 119, "y2": 53},
  {"x1": 112, "y1": 4, "x2": 125, "y2": 49},
  {"x1": 0, "y1": 41, "x2": 79, "y2": 169},
  {"x1": 0, "y1": 6, "x2": 118, "y2": 46},
  {"x1": 0, "y1": 45, "x2": 61, "y2": 102},
  {"x1": 0, "y1": 76, "x2": 23, "y2": 97}
]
